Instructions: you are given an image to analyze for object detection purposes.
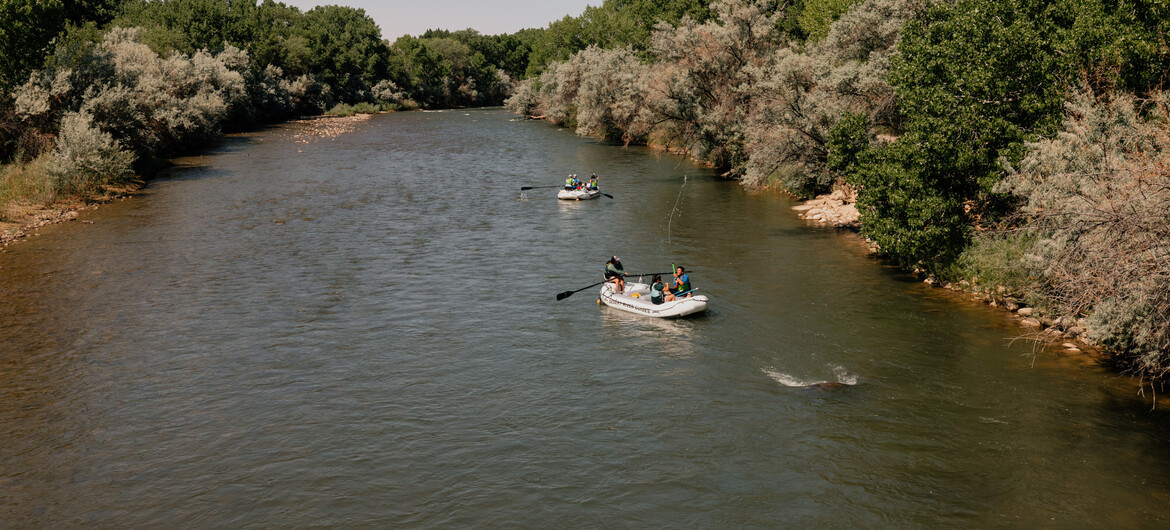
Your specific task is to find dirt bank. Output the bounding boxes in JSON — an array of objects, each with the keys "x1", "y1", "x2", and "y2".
[{"x1": 0, "y1": 182, "x2": 143, "y2": 250}]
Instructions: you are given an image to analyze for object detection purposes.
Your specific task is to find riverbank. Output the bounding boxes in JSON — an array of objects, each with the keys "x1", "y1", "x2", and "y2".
[
  {"x1": 1, "y1": 113, "x2": 377, "y2": 251},
  {"x1": 787, "y1": 181, "x2": 1117, "y2": 378},
  {"x1": 0, "y1": 182, "x2": 143, "y2": 250}
]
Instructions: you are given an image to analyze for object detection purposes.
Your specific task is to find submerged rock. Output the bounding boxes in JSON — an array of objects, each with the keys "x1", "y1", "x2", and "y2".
[{"x1": 797, "y1": 381, "x2": 853, "y2": 392}]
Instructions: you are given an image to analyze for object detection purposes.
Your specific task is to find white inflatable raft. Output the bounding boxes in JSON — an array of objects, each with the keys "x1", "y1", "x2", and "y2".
[
  {"x1": 598, "y1": 282, "x2": 708, "y2": 318},
  {"x1": 557, "y1": 187, "x2": 600, "y2": 200}
]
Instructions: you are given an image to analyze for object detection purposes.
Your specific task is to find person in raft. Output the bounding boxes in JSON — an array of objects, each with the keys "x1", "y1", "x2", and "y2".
[
  {"x1": 650, "y1": 275, "x2": 667, "y2": 304},
  {"x1": 586, "y1": 174, "x2": 599, "y2": 190},
  {"x1": 605, "y1": 256, "x2": 627, "y2": 294},
  {"x1": 565, "y1": 174, "x2": 581, "y2": 190},
  {"x1": 671, "y1": 266, "x2": 692, "y2": 298}
]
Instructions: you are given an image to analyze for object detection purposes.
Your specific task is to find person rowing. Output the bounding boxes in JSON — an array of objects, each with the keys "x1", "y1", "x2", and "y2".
[{"x1": 604, "y1": 256, "x2": 627, "y2": 294}]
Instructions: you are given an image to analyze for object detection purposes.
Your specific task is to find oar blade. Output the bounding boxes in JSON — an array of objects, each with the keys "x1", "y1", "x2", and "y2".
[
  {"x1": 556, "y1": 290, "x2": 574, "y2": 301},
  {"x1": 520, "y1": 186, "x2": 534, "y2": 190},
  {"x1": 601, "y1": 193, "x2": 614, "y2": 199}
]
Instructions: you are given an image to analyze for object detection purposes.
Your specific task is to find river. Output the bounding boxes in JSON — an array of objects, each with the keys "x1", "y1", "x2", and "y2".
[{"x1": 2, "y1": 108, "x2": 1169, "y2": 527}]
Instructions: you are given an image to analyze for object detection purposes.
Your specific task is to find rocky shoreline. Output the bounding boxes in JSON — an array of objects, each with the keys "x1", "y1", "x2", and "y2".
[{"x1": 790, "y1": 184, "x2": 860, "y2": 228}]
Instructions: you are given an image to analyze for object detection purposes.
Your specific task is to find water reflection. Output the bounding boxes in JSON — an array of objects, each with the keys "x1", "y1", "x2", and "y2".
[{"x1": 598, "y1": 305, "x2": 704, "y2": 359}]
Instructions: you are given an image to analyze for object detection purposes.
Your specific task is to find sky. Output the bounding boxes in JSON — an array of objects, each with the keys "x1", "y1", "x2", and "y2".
[{"x1": 281, "y1": 0, "x2": 598, "y2": 41}]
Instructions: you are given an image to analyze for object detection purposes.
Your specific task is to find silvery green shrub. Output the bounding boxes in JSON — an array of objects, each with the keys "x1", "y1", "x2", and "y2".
[
  {"x1": 536, "y1": 57, "x2": 582, "y2": 126},
  {"x1": 998, "y1": 88, "x2": 1170, "y2": 378},
  {"x1": 741, "y1": 0, "x2": 924, "y2": 192},
  {"x1": 372, "y1": 79, "x2": 405, "y2": 105},
  {"x1": 283, "y1": 73, "x2": 332, "y2": 114},
  {"x1": 573, "y1": 46, "x2": 651, "y2": 144},
  {"x1": 644, "y1": 0, "x2": 778, "y2": 171},
  {"x1": 503, "y1": 79, "x2": 539, "y2": 116},
  {"x1": 47, "y1": 110, "x2": 135, "y2": 196},
  {"x1": 249, "y1": 64, "x2": 295, "y2": 120}
]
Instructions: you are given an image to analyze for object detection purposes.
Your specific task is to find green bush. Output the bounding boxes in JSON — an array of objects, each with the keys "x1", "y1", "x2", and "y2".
[
  {"x1": 324, "y1": 102, "x2": 385, "y2": 116},
  {"x1": 798, "y1": 0, "x2": 861, "y2": 42},
  {"x1": 943, "y1": 230, "x2": 1041, "y2": 297}
]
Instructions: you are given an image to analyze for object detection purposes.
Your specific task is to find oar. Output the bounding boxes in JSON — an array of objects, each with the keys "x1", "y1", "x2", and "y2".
[
  {"x1": 600, "y1": 192, "x2": 614, "y2": 199},
  {"x1": 624, "y1": 271, "x2": 676, "y2": 277},
  {"x1": 520, "y1": 185, "x2": 565, "y2": 190},
  {"x1": 556, "y1": 280, "x2": 609, "y2": 301}
]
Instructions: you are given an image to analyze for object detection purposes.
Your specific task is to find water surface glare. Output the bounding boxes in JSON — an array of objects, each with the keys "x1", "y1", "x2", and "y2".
[{"x1": 2, "y1": 109, "x2": 1169, "y2": 527}]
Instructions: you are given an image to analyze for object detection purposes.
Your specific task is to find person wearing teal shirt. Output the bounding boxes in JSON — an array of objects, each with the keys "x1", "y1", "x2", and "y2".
[{"x1": 650, "y1": 275, "x2": 666, "y2": 304}]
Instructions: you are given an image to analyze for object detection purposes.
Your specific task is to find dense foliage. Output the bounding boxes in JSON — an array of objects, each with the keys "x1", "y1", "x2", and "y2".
[
  {"x1": 1, "y1": 0, "x2": 532, "y2": 168},
  {"x1": 0, "y1": 0, "x2": 123, "y2": 92},
  {"x1": 997, "y1": 89, "x2": 1170, "y2": 379},
  {"x1": 848, "y1": 0, "x2": 1170, "y2": 270},
  {"x1": 522, "y1": 0, "x2": 718, "y2": 76}
]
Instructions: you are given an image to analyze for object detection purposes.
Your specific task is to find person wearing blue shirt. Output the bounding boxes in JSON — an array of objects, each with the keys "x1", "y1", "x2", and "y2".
[{"x1": 671, "y1": 266, "x2": 692, "y2": 298}]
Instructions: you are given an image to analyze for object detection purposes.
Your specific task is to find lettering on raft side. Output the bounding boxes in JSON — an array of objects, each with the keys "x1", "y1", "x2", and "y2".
[{"x1": 605, "y1": 294, "x2": 670, "y2": 315}]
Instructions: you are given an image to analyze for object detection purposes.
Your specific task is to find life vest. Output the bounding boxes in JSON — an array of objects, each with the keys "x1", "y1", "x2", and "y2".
[
  {"x1": 673, "y1": 273, "x2": 691, "y2": 293},
  {"x1": 650, "y1": 281, "x2": 665, "y2": 304}
]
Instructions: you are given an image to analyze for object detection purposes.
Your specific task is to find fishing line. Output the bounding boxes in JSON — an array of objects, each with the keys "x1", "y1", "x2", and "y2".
[{"x1": 664, "y1": 174, "x2": 687, "y2": 256}]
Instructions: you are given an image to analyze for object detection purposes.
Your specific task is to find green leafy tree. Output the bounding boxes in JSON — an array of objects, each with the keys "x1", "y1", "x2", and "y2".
[
  {"x1": 0, "y1": 0, "x2": 124, "y2": 91},
  {"x1": 797, "y1": 0, "x2": 860, "y2": 41},
  {"x1": 298, "y1": 5, "x2": 389, "y2": 101},
  {"x1": 852, "y1": 0, "x2": 1072, "y2": 270},
  {"x1": 850, "y1": 0, "x2": 1169, "y2": 271}
]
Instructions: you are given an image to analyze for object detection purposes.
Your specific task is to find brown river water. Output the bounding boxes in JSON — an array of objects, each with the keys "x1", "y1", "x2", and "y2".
[{"x1": 2, "y1": 108, "x2": 1169, "y2": 527}]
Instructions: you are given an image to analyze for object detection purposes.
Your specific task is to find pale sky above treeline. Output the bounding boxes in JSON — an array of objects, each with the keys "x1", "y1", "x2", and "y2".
[{"x1": 281, "y1": 0, "x2": 597, "y2": 41}]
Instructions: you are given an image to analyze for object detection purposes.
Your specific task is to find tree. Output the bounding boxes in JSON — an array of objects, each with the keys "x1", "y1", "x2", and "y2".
[
  {"x1": 741, "y1": 0, "x2": 918, "y2": 194},
  {"x1": 0, "y1": 0, "x2": 124, "y2": 91},
  {"x1": 797, "y1": 0, "x2": 859, "y2": 42},
  {"x1": 645, "y1": 0, "x2": 781, "y2": 172},
  {"x1": 850, "y1": 0, "x2": 1073, "y2": 270},
  {"x1": 299, "y1": 5, "x2": 389, "y2": 101}
]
